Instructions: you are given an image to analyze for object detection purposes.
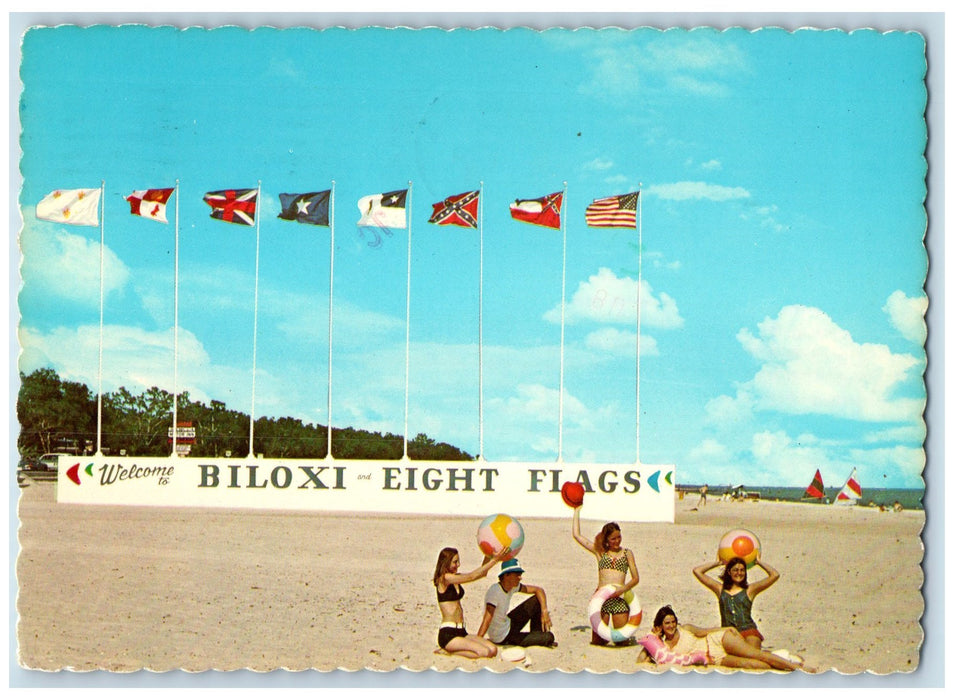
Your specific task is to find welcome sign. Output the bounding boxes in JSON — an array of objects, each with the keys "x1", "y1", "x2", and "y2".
[{"x1": 55, "y1": 456, "x2": 675, "y2": 521}]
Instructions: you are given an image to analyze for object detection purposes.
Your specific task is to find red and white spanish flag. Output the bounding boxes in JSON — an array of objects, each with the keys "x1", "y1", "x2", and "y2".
[
  {"x1": 36, "y1": 188, "x2": 101, "y2": 226},
  {"x1": 126, "y1": 188, "x2": 175, "y2": 223}
]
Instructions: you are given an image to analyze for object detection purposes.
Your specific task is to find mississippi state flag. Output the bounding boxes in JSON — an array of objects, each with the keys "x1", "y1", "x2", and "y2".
[
  {"x1": 357, "y1": 189, "x2": 408, "y2": 229},
  {"x1": 126, "y1": 188, "x2": 175, "y2": 223},
  {"x1": 509, "y1": 192, "x2": 562, "y2": 229},
  {"x1": 429, "y1": 190, "x2": 479, "y2": 228},
  {"x1": 203, "y1": 189, "x2": 257, "y2": 226}
]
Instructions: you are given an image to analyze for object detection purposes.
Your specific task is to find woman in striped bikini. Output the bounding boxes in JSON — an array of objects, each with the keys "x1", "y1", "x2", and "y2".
[
  {"x1": 572, "y1": 507, "x2": 639, "y2": 645},
  {"x1": 432, "y1": 546, "x2": 509, "y2": 658}
]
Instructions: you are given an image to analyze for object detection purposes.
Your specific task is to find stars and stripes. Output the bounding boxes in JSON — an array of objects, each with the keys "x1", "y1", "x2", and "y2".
[
  {"x1": 429, "y1": 190, "x2": 479, "y2": 228},
  {"x1": 126, "y1": 188, "x2": 175, "y2": 223},
  {"x1": 203, "y1": 188, "x2": 258, "y2": 226},
  {"x1": 585, "y1": 191, "x2": 639, "y2": 228}
]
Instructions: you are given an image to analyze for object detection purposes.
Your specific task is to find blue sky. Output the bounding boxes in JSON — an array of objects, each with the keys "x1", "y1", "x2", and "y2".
[{"x1": 16, "y1": 24, "x2": 927, "y2": 488}]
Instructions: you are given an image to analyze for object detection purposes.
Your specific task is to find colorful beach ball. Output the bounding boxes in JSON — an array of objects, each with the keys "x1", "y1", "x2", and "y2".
[
  {"x1": 718, "y1": 528, "x2": 761, "y2": 569},
  {"x1": 477, "y1": 513, "x2": 525, "y2": 560}
]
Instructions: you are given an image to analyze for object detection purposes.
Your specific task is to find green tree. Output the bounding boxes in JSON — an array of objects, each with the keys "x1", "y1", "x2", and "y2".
[{"x1": 17, "y1": 368, "x2": 94, "y2": 455}]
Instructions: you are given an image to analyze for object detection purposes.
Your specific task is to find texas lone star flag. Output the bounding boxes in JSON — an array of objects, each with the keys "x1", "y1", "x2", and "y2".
[
  {"x1": 203, "y1": 189, "x2": 257, "y2": 226},
  {"x1": 509, "y1": 192, "x2": 563, "y2": 229},
  {"x1": 126, "y1": 188, "x2": 175, "y2": 223},
  {"x1": 585, "y1": 191, "x2": 639, "y2": 228},
  {"x1": 429, "y1": 190, "x2": 479, "y2": 228},
  {"x1": 278, "y1": 190, "x2": 331, "y2": 226},
  {"x1": 35, "y1": 188, "x2": 101, "y2": 226}
]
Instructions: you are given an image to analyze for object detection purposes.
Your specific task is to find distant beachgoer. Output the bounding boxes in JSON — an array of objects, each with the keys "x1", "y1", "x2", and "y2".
[
  {"x1": 572, "y1": 507, "x2": 639, "y2": 645},
  {"x1": 692, "y1": 555, "x2": 779, "y2": 649},
  {"x1": 636, "y1": 605, "x2": 805, "y2": 671},
  {"x1": 433, "y1": 545, "x2": 509, "y2": 658},
  {"x1": 698, "y1": 484, "x2": 709, "y2": 507},
  {"x1": 893, "y1": 500, "x2": 904, "y2": 512},
  {"x1": 477, "y1": 558, "x2": 556, "y2": 648}
]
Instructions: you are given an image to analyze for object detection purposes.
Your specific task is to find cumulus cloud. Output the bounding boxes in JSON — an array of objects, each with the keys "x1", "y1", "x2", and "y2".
[
  {"x1": 584, "y1": 328, "x2": 658, "y2": 357},
  {"x1": 883, "y1": 290, "x2": 928, "y2": 345},
  {"x1": 19, "y1": 228, "x2": 129, "y2": 306},
  {"x1": 646, "y1": 181, "x2": 750, "y2": 201},
  {"x1": 544, "y1": 268, "x2": 683, "y2": 329},
  {"x1": 735, "y1": 305, "x2": 923, "y2": 422}
]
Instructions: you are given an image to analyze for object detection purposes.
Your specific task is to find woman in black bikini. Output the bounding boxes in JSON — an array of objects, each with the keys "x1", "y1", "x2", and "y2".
[
  {"x1": 571, "y1": 507, "x2": 639, "y2": 645},
  {"x1": 432, "y1": 546, "x2": 509, "y2": 658}
]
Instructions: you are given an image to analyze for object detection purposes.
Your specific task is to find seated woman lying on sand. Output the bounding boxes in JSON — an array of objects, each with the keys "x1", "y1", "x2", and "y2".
[{"x1": 636, "y1": 605, "x2": 809, "y2": 671}]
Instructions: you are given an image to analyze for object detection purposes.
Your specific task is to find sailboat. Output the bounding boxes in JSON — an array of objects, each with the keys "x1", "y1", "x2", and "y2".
[
  {"x1": 802, "y1": 469, "x2": 826, "y2": 500},
  {"x1": 833, "y1": 467, "x2": 862, "y2": 505}
]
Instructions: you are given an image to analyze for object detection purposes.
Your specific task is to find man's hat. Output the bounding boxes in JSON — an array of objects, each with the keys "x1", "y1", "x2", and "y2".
[{"x1": 499, "y1": 559, "x2": 525, "y2": 577}]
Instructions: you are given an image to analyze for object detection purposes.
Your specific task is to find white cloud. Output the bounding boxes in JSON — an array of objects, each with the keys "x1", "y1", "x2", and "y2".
[
  {"x1": 883, "y1": 290, "x2": 928, "y2": 345},
  {"x1": 544, "y1": 268, "x2": 683, "y2": 329},
  {"x1": 586, "y1": 157, "x2": 614, "y2": 171},
  {"x1": 584, "y1": 328, "x2": 658, "y2": 357},
  {"x1": 19, "y1": 228, "x2": 129, "y2": 306},
  {"x1": 700, "y1": 159, "x2": 722, "y2": 171},
  {"x1": 646, "y1": 181, "x2": 750, "y2": 201},
  {"x1": 736, "y1": 305, "x2": 923, "y2": 422},
  {"x1": 846, "y1": 445, "x2": 925, "y2": 484}
]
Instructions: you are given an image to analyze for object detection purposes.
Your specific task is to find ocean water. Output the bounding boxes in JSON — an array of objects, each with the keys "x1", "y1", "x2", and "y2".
[{"x1": 680, "y1": 485, "x2": 924, "y2": 511}]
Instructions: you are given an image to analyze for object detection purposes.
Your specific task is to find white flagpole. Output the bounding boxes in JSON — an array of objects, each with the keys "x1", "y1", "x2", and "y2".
[
  {"x1": 558, "y1": 182, "x2": 568, "y2": 463},
  {"x1": 478, "y1": 182, "x2": 484, "y2": 461},
  {"x1": 327, "y1": 181, "x2": 336, "y2": 459},
  {"x1": 171, "y1": 181, "x2": 180, "y2": 457},
  {"x1": 403, "y1": 181, "x2": 413, "y2": 460},
  {"x1": 95, "y1": 180, "x2": 105, "y2": 456},
  {"x1": 248, "y1": 181, "x2": 262, "y2": 459},
  {"x1": 636, "y1": 184, "x2": 643, "y2": 466}
]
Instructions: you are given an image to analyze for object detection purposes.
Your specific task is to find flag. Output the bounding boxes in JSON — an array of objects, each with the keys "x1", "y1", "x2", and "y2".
[
  {"x1": 357, "y1": 189, "x2": 407, "y2": 229},
  {"x1": 278, "y1": 190, "x2": 330, "y2": 226},
  {"x1": 36, "y1": 188, "x2": 101, "y2": 226},
  {"x1": 203, "y1": 189, "x2": 257, "y2": 226},
  {"x1": 126, "y1": 188, "x2": 175, "y2": 223},
  {"x1": 509, "y1": 192, "x2": 562, "y2": 229},
  {"x1": 585, "y1": 191, "x2": 639, "y2": 228},
  {"x1": 429, "y1": 190, "x2": 479, "y2": 228}
]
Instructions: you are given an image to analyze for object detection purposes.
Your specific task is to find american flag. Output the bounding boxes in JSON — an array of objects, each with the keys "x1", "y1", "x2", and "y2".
[
  {"x1": 585, "y1": 191, "x2": 639, "y2": 228},
  {"x1": 429, "y1": 190, "x2": 479, "y2": 228},
  {"x1": 203, "y1": 188, "x2": 257, "y2": 226}
]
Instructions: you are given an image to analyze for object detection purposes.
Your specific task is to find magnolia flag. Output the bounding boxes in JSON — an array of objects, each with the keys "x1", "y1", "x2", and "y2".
[
  {"x1": 36, "y1": 188, "x2": 101, "y2": 226},
  {"x1": 278, "y1": 190, "x2": 331, "y2": 226},
  {"x1": 585, "y1": 191, "x2": 639, "y2": 228},
  {"x1": 509, "y1": 192, "x2": 563, "y2": 229},
  {"x1": 357, "y1": 189, "x2": 408, "y2": 228},
  {"x1": 429, "y1": 190, "x2": 479, "y2": 228},
  {"x1": 203, "y1": 189, "x2": 257, "y2": 226},
  {"x1": 126, "y1": 188, "x2": 175, "y2": 223}
]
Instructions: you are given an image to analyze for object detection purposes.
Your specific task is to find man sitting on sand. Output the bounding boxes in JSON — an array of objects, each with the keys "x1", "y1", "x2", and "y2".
[{"x1": 477, "y1": 559, "x2": 557, "y2": 648}]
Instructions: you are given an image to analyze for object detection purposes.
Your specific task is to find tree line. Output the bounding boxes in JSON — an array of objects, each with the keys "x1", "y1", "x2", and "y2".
[{"x1": 16, "y1": 368, "x2": 473, "y2": 461}]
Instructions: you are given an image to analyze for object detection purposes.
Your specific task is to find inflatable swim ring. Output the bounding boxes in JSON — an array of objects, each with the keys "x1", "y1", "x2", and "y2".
[
  {"x1": 587, "y1": 584, "x2": 642, "y2": 644},
  {"x1": 637, "y1": 634, "x2": 707, "y2": 666}
]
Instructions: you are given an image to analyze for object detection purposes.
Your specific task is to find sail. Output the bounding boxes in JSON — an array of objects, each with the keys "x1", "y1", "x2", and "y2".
[
  {"x1": 803, "y1": 469, "x2": 825, "y2": 499},
  {"x1": 834, "y1": 468, "x2": 862, "y2": 505}
]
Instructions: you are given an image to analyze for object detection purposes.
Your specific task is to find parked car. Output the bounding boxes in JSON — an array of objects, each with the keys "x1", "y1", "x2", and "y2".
[{"x1": 38, "y1": 453, "x2": 72, "y2": 471}]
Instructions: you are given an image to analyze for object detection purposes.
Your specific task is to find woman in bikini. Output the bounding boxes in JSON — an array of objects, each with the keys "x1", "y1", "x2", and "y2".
[
  {"x1": 636, "y1": 605, "x2": 805, "y2": 671},
  {"x1": 571, "y1": 506, "x2": 639, "y2": 645},
  {"x1": 692, "y1": 555, "x2": 779, "y2": 649},
  {"x1": 432, "y1": 546, "x2": 509, "y2": 658}
]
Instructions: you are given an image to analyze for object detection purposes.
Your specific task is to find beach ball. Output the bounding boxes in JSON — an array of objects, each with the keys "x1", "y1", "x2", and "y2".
[
  {"x1": 718, "y1": 528, "x2": 761, "y2": 569},
  {"x1": 622, "y1": 589, "x2": 643, "y2": 627},
  {"x1": 561, "y1": 481, "x2": 585, "y2": 508},
  {"x1": 477, "y1": 513, "x2": 525, "y2": 560}
]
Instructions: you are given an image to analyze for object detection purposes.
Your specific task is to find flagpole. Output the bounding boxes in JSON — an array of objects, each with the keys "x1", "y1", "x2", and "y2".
[
  {"x1": 248, "y1": 181, "x2": 262, "y2": 459},
  {"x1": 171, "y1": 181, "x2": 180, "y2": 458},
  {"x1": 403, "y1": 181, "x2": 413, "y2": 460},
  {"x1": 95, "y1": 180, "x2": 105, "y2": 456},
  {"x1": 478, "y1": 181, "x2": 484, "y2": 462},
  {"x1": 327, "y1": 181, "x2": 336, "y2": 459},
  {"x1": 636, "y1": 184, "x2": 643, "y2": 466},
  {"x1": 558, "y1": 181, "x2": 568, "y2": 464}
]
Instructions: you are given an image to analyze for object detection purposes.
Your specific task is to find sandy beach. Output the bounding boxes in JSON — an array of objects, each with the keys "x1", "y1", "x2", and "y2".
[{"x1": 15, "y1": 480, "x2": 924, "y2": 676}]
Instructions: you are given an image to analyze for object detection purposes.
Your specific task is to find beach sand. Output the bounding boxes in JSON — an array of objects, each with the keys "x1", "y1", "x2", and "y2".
[{"x1": 15, "y1": 480, "x2": 924, "y2": 675}]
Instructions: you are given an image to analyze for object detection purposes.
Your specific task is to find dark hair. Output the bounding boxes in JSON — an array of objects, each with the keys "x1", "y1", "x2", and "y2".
[
  {"x1": 653, "y1": 605, "x2": 678, "y2": 628},
  {"x1": 433, "y1": 547, "x2": 458, "y2": 587},
  {"x1": 594, "y1": 522, "x2": 621, "y2": 554},
  {"x1": 721, "y1": 557, "x2": 749, "y2": 590}
]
